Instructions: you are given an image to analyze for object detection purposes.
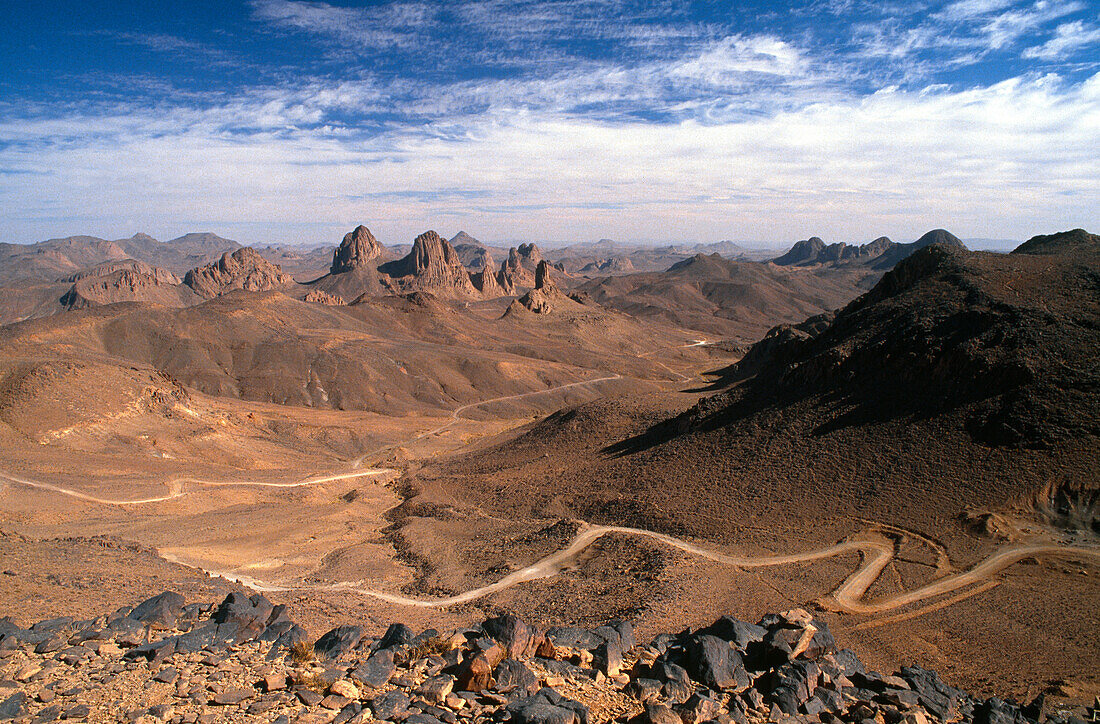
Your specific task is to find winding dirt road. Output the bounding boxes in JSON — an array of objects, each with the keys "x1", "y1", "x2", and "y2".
[
  {"x1": 158, "y1": 521, "x2": 1100, "y2": 619},
  {"x1": 3, "y1": 339, "x2": 1096, "y2": 624}
]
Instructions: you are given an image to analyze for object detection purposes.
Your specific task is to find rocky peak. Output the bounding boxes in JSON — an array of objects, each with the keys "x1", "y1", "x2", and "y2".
[
  {"x1": 516, "y1": 243, "x2": 542, "y2": 265},
  {"x1": 472, "y1": 252, "x2": 504, "y2": 296},
  {"x1": 331, "y1": 225, "x2": 384, "y2": 273},
  {"x1": 514, "y1": 260, "x2": 568, "y2": 314},
  {"x1": 534, "y1": 260, "x2": 555, "y2": 291},
  {"x1": 184, "y1": 247, "x2": 294, "y2": 299},
  {"x1": 380, "y1": 230, "x2": 476, "y2": 296},
  {"x1": 500, "y1": 244, "x2": 542, "y2": 289}
]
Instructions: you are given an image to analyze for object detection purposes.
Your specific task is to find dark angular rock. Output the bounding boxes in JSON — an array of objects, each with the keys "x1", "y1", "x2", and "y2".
[
  {"x1": 371, "y1": 689, "x2": 411, "y2": 720},
  {"x1": 173, "y1": 623, "x2": 224, "y2": 653},
  {"x1": 641, "y1": 702, "x2": 681, "y2": 724},
  {"x1": 61, "y1": 703, "x2": 89, "y2": 719},
  {"x1": 124, "y1": 637, "x2": 176, "y2": 663},
  {"x1": 0, "y1": 692, "x2": 26, "y2": 721},
  {"x1": 406, "y1": 715, "x2": 446, "y2": 724},
  {"x1": 315, "y1": 625, "x2": 366, "y2": 660},
  {"x1": 378, "y1": 623, "x2": 415, "y2": 650},
  {"x1": 827, "y1": 649, "x2": 865, "y2": 677},
  {"x1": 333, "y1": 701, "x2": 364, "y2": 724},
  {"x1": 974, "y1": 698, "x2": 1031, "y2": 724},
  {"x1": 508, "y1": 688, "x2": 588, "y2": 724},
  {"x1": 31, "y1": 617, "x2": 73, "y2": 633},
  {"x1": 34, "y1": 634, "x2": 66, "y2": 654},
  {"x1": 742, "y1": 688, "x2": 765, "y2": 710},
  {"x1": 268, "y1": 623, "x2": 308, "y2": 656},
  {"x1": 765, "y1": 660, "x2": 822, "y2": 716},
  {"x1": 687, "y1": 635, "x2": 750, "y2": 691},
  {"x1": 127, "y1": 592, "x2": 185, "y2": 629},
  {"x1": 593, "y1": 621, "x2": 635, "y2": 653},
  {"x1": 674, "y1": 692, "x2": 722, "y2": 724},
  {"x1": 211, "y1": 593, "x2": 273, "y2": 641},
  {"x1": 494, "y1": 659, "x2": 540, "y2": 696},
  {"x1": 626, "y1": 678, "x2": 664, "y2": 703},
  {"x1": 656, "y1": 661, "x2": 694, "y2": 704},
  {"x1": 483, "y1": 615, "x2": 543, "y2": 659},
  {"x1": 297, "y1": 690, "x2": 323, "y2": 707},
  {"x1": 697, "y1": 617, "x2": 766, "y2": 652},
  {"x1": 597, "y1": 639, "x2": 623, "y2": 676},
  {"x1": 351, "y1": 647, "x2": 396, "y2": 689},
  {"x1": 899, "y1": 666, "x2": 965, "y2": 721},
  {"x1": 105, "y1": 616, "x2": 146, "y2": 646}
]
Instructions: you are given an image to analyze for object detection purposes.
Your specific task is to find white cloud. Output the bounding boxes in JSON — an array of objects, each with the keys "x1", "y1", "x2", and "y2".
[
  {"x1": 1023, "y1": 19, "x2": 1100, "y2": 59},
  {"x1": 1, "y1": 71, "x2": 1096, "y2": 245},
  {"x1": 979, "y1": 1, "x2": 1084, "y2": 49}
]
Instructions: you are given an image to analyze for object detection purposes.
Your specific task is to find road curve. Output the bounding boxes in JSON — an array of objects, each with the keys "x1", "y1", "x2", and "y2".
[{"x1": 174, "y1": 522, "x2": 1099, "y2": 618}]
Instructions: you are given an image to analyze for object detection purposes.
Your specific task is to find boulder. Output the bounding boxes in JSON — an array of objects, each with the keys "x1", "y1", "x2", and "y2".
[
  {"x1": 507, "y1": 688, "x2": 588, "y2": 724},
  {"x1": 482, "y1": 615, "x2": 543, "y2": 659},
  {"x1": 686, "y1": 635, "x2": 750, "y2": 691},
  {"x1": 128, "y1": 592, "x2": 185, "y2": 629},
  {"x1": 350, "y1": 648, "x2": 396, "y2": 689},
  {"x1": 696, "y1": 616, "x2": 766, "y2": 653},
  {"x1": 494, "y1": 659, "x2": 540, "y2": 696},
  {"x1": 371, "y1": 689, "x2": 410, "y2": 720},
  {"x1": 314, "y1": 625, "x2": 367, "y2": 660}
]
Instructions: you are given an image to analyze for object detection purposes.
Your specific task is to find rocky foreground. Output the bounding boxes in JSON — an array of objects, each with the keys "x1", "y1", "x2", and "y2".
[{"x1": 0, "y1": 593, "x2": 1094, "y2": 724}]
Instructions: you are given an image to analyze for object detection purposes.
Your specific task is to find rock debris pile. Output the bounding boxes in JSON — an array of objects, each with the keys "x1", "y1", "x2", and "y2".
[{"x1": 0, "y1": 595, "x2": 1093, "y2": 724}]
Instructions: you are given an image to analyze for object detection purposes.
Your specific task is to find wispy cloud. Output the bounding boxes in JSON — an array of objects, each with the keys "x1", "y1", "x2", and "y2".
[
  {"x1": 1024, "y1": 19, "x2": 1100, "y2": 59},
  {"x1": 2, "y1": 0, "x2": 1099, "y2": 245},
  {"x1": 2, "y1": 68, "x2": 1096, "y2": 245}
]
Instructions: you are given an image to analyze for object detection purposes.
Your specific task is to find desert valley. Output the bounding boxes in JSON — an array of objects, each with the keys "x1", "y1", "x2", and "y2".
[
  {"x1": 0, "y1": 223, "x2": 1097, "y2": 724},
  {"x1": 3, "y1": 1, "x2": 1099, "y2": 722}
]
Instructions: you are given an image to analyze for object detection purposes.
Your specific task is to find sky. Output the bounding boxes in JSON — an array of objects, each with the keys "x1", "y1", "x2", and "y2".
[{"x1": 1, "y1": 0, "x2": 1098, "y2": 248}]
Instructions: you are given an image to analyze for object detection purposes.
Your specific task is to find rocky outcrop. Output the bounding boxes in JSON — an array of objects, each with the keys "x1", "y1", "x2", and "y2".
[
  {"x1": 304, "y1": 289, "x2": 346, "y2": 305},
  {"x1": 183, "y1": 247, "x2": 294, "y2": 299},
  {"x1": 60, "y1": 259, "x2": 179, "y2": 286},
  {"x1": 471, "y1": 252, "x2": 504, "y2": 296},
  {"x1": 331, "y1": 225, "x2": 384, "y2": 273},
  {"x1": 499, "y1": 244, "x2": 542, "y2": 289},
  {"x1": 380, "y1": 230, "x2": 477, "y2": 297},
  {"x1": 773, "y1": 237, "x2": 827, "y2": 266},
  {"x1": 515, "y1": 261, "x2": 564, "y2": 314},
  {"x1": 59, "y1": 261, "x2": 192, "y2": 311},
  {"x1": 0, "y1": 598, "x2": 1070, "y2": 724}
]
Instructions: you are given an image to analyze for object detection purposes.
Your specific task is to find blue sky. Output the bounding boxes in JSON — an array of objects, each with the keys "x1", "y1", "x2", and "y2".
[{"x1": 1, "y1": 0, "x2": 1098, "y2": 247}]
